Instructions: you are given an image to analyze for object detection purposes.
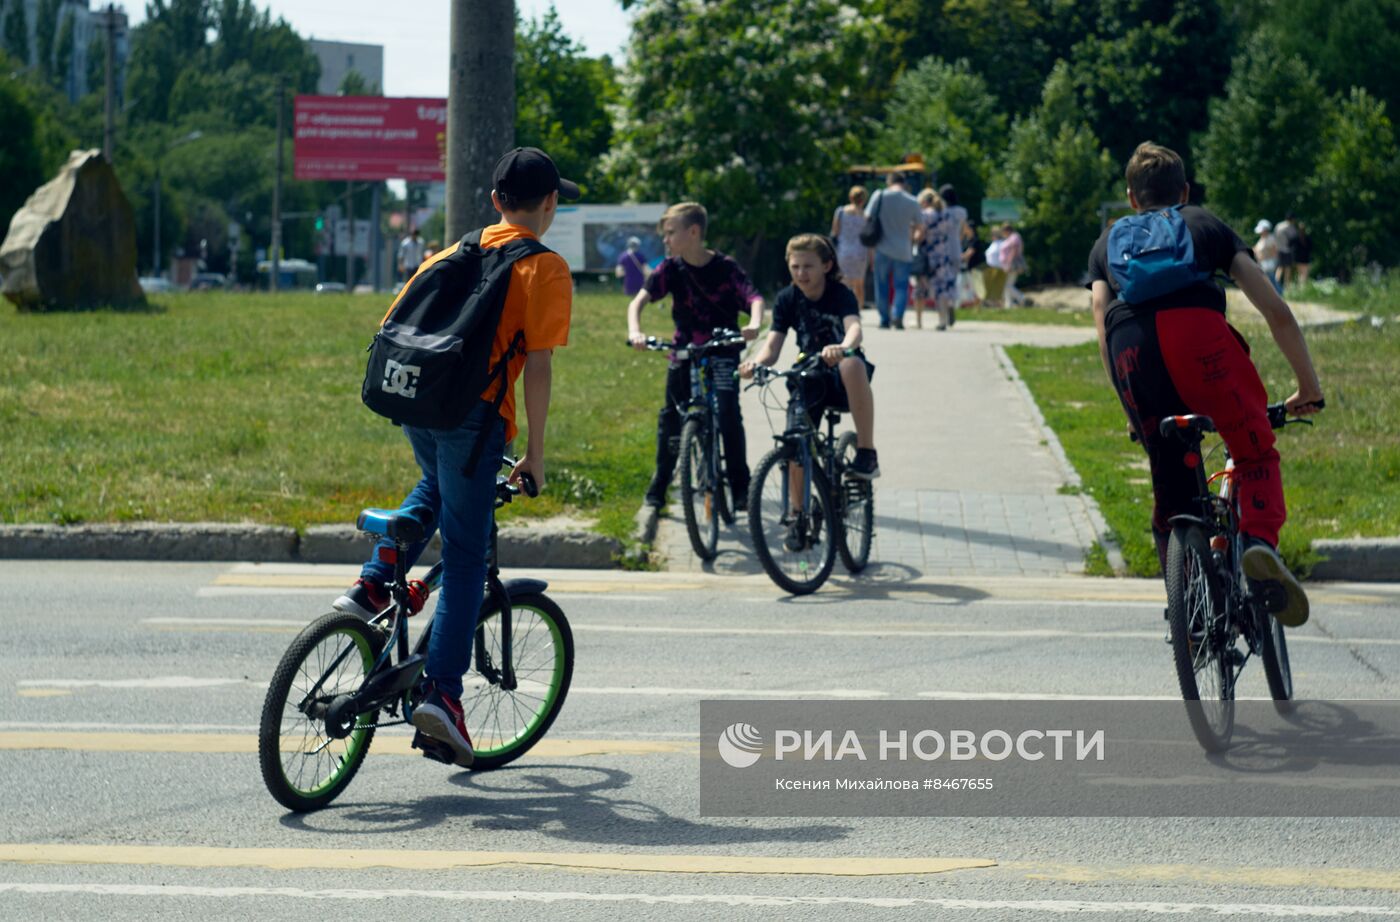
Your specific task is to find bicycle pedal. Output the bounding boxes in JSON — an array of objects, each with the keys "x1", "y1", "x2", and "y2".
[
  {"x1": 412, "y1": 730, "x2": 457, "y2": 765},
  {"x1": 1249, "y1": 578, "x2": 1289, "y2": 614}
]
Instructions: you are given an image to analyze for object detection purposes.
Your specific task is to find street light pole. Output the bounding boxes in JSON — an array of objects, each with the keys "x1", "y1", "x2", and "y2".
[
  {"x1": 151, "y1": 130, "x2": 203, "y2": 279},
  {"x1": 271, "y1": 76, "x2": 284, "y2": 293}
]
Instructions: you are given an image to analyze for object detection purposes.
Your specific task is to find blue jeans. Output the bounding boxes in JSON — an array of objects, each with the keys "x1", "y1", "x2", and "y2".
[
  {"x1": 873, "y1": 251, "x2": 911, "y2": 326},
  {"x1": 360, "y1": 400, "x2": 505, "y2": 700}
]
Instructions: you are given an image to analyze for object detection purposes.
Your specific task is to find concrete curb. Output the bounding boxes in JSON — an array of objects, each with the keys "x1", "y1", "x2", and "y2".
[
  {"x1": 1311, "y1": 539, "x2": 1400, "y2": 582},
  {"x1": 0, "y1": 522, "x2": 622, "y2": 569},
  {"x1": 993, "y1": 344, "x2": 1129, "y2": 575}
]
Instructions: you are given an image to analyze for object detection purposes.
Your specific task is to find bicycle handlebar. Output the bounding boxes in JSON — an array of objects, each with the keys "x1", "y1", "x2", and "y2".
[
  {"x1": 1129, "y1": 399, "x2": 1324, "y2": 443},
  {"x1": 626, "y1": 328, "x2": 746, "y2": 358},
  {"x1": 497, "y1": 457, "x2": 539, "y2": 500},
  {"x1": 744, "y1": 349, "x2": 856, "y2": 387}
]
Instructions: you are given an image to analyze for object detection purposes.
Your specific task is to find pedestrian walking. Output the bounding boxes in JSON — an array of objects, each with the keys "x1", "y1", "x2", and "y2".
[
  {"x1": 831, "y1": 185, "x2": 872, "y2": 310},
  {"x1": 1253, "y1": 219, "x2": 1282, "y2": 294},
  {"x1": 398, "y1": 228, "x2": 425, "y2": 283},
  {"x1": 863, "y1": 173, "x2": 921, "y2": 329},
  {"x1": 615, "y1": 236, "x2": 651, "y2": 296},
  {"x1": 1294, "y1": 219, "x2": 1312, "y2": 286},
  {"x1": 1275, "y1": 212, "x2": 1300, "y2": 289},
  {"x1": 1000, "y1": 221, "x2": 1027, "y2": 306}
]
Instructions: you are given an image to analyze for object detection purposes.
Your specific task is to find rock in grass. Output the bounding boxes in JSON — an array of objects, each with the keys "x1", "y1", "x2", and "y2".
[{"x1": 1, "y1": 150, "x2": 145, "y2": 312}]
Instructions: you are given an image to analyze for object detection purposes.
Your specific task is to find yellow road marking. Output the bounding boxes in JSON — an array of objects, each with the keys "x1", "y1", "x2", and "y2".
[
  {"x1": 0, "y1": 732, "x2": 694, "y2": 758},
  {"x1": 0, "y1": 844, "x2": 992, "y2": 877},
  {"x1": 1003, "y1": 860, "x2": 1400, "y2": 893},
  {"x1": 16, "y1": 689, "x2": 71, "y2": 698}
]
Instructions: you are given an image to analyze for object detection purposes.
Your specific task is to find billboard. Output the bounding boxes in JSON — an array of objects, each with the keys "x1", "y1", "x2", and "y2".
[
  {"x1": 542, "y1": 204, "x2": 668, "y2": 273},
  {"x1": 294, "y1": 96, "x2": 447, "y2": 182}
]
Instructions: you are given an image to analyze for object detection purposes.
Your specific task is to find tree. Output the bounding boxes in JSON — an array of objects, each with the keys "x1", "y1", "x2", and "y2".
[
  {"x1": 609, "y1": 0, "x2": 892, "y2": 278},
  {"x1": 53, "y1": 6, "x2": 74, "y2": 91},
  {"x1": 1067, "y1": 0, "x2": 1233, "y2": 166},
  {"x1": 85, "y1": 32, "x2": 106, "y2": 96},
  {"x1": 0, "y1": 70, "x2": 46, "y2": 233},
  {"x1": 875, "y1": 56, "x2": 1005, "y2": 220},
  {"x1": 1306, "y1": 89, "x2": 1400, "y2": 274},
  {"x1": 337, "y1": 69, "x2": 378, "y2": 96},
  {"x1": 991, "y1": 61, "x2": 1116, "y2": 280},
  {"x1": 1197, "y1": 31, "x2": 1328, "y2": 227},
  {"x1": 515, "y1": 5, "x2": 617, "y2": 199},
  {"x1": 3, "y1": 0, "x2": 28, "y2": 64},
  {"x1": 1264, "y1": 0, "x2": 1400, "y2": 120}
]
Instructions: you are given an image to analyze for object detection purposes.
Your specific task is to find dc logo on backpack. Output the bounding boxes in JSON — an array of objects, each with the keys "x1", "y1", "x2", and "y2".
[
  {"x1": 1107, "y1": 206, "x2": 1209, "y2": 303},
  {"x1": 381, "y1": 359, "x2": 421, "y2": 398}
]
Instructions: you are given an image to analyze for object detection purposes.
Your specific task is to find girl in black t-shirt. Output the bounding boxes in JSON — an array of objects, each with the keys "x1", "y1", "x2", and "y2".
[{"x1": 740, "y1": 234, "x2": 879, "y2": 480}]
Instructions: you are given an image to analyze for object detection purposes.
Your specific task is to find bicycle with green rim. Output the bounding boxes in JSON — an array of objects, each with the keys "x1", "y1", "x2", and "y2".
[{"x1": 258, "y1": 459, "x2": 574, "y2": 812}]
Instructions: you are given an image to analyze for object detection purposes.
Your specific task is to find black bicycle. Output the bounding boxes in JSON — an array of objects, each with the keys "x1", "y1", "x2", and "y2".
[
  {"x1": 634, "y1": 328, "x2": 748, "y2": 560},
  {"x1": 1156, "y1": 401, "x2": 1320, "y2": 752},
  {"x1": 744, "y1": 352, "x2": 874, "y2": 595},
  {"x1": 258, "y1": 459, "x2": 574, "y2": 812}
]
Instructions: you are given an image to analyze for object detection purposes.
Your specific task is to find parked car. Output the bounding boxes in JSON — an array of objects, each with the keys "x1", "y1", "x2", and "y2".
[
  {"x1": 314, "y1": 282, "x2": 348, "y2": 294},
  {"x1": 138, "y1": 276, "x2": 174, "y2": 294},
  {"x1": 189, "y1": 272, "x2": 227, "y2": 291}
]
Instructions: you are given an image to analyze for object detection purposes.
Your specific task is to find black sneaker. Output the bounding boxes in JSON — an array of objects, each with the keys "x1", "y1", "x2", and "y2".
[
  {"x1": 848, "y1": 448, "x2": 880, "y2": 480},
  {"x1": 1241, "y1": 537, "x2": 1309, "y2": 627},
  {"x1": 333, "y1": 578, "x2": 390, "y2": 619},
  {"x1": 411, "y1": 681, "x2": 474, "y2": 767},
  {"x1": 783, "y1": 517, "x2": 807, "y2": 553},
  {"x1": 893, "y1": 319, "x2": 905, "y2": 330},
  {"x1": 949, "y1": 307, "x2": 956, "y2": 328}
]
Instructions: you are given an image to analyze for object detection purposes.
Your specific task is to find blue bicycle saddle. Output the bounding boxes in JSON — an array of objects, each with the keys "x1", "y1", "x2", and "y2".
[{"x1": 357, "y1": 504, "x2": 435, "y2": 544}]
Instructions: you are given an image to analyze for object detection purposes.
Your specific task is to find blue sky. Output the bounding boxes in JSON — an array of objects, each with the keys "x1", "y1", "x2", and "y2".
[{"x1": 124, "y1": 0, "x2": 634, "y2": 97}]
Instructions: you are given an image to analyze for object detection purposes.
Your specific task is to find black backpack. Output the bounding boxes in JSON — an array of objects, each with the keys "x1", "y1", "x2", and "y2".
[{"x1": 361, "y1": 228, "x2": 548, "y2": 442}]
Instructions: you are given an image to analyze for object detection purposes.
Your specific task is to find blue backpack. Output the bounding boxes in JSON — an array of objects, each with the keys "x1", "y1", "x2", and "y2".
[{"x1": 1106, "y1": 206, "x2": 1209, "y2": 303}]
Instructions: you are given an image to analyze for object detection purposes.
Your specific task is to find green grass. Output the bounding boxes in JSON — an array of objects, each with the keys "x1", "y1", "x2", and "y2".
[
  {"x1": 1008, "y1": 304, "x2": 1400, "y2": 578},
  {"x1": 1, "y1": 290, "x2": 676, "y2": 542},
  {"x1": 1291, "y1": 270, "x2": 1400, "y2": 318}
]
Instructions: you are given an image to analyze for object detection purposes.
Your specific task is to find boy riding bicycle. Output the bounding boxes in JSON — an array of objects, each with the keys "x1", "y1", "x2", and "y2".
[
  {"x1": 332, "y1": 147, "x2": 576, "y2": 766},
  {"x1": 741, "y1": 234, "x2": 879, "y2": 550},
  {"x1": 1087, "y1": 142, "x2": 1323, "y2": 626},
  {"x1": 627, "y1": 202, "x2": 765, "y2": 510}
]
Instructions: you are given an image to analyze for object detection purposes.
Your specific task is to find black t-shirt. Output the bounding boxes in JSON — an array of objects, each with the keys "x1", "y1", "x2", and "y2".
[
  {"x1": 1086, "y1": 205, "x2": 1253, "y2": 331},
  {"x1": 771, "y1": 281, "x2": 859, "y2": 355}
]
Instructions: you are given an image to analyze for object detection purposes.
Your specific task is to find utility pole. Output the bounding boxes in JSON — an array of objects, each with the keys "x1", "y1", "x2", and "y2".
[
  {"x1": 446, "y1": 0, "x2": 515, "y2": 240},
  {"x1": 345, "y1": 181, "x2": 354, "y2": 289},
  {"x1": 102, "y1": 4, "x2": 115, "y2": 161},
  {"x1": 270, "y1": 76, "x2": 284, "y2": 292}
]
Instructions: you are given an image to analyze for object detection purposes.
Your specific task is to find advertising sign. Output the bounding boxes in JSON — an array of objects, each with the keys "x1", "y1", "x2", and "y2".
[
  {"x1": 542, "y1": 204, "x2": 668, "y2": 273},
  {"x1": 333, "y1": 219, "x2": 372, "y2": 258},
  {"x1": 294, "y1": 96, "x2": 447, "y2": 182},
  {"x1": 981, "y1": 198, "x2": 1024, "y2": 222}
]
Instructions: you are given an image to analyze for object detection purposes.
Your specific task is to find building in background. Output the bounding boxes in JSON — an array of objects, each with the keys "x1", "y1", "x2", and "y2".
[
  {"x1": 308, "y1": 38, "x2": 383, "y2": 95},
  {"x1": 4, "y1": 0, "x2": 126, "y2": 103}
]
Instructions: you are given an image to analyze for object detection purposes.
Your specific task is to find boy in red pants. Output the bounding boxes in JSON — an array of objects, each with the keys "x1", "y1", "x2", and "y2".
[{"x1": 1088, "y1": 142, "x2": 1324, "y2": 626}]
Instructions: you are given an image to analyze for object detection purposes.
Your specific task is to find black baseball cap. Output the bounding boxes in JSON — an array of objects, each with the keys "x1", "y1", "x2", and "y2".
[{"x1": 492, "y1": 147, "x2": 580, "y2": 201}]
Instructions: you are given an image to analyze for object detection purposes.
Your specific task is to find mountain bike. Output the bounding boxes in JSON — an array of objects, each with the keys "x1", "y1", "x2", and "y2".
[
  {"x1": 258, "y1": 460, "x2": 574, "y2": 812},
  {"x1": 634, "y1": 328, "x2": 748, "y2": 561},
  {"x1": 744, "y1": 352, "x2": 874, "y2": 595},
  {"x1": 1157, "y1": 401, "x2": 1321, "y2": 752}
]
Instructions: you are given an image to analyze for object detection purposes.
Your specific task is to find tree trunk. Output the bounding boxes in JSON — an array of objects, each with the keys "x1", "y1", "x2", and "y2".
[{"x1": 446, "y1": 0, "x2": 515, "y2": 241}]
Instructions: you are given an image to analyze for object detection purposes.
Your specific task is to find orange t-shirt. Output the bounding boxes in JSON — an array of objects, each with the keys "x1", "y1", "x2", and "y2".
[{"x1": 390, "y1": 222, "x2": 572, "y2": 443}]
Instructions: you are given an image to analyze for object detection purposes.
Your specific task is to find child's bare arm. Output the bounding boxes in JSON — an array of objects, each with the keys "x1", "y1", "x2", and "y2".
[
  {"x1": 1091, "y1": 280, "x2": 1113, "y2": 383},
  {"x1": 740, "y1": 330, "x2": 785, "y2": 377},
  {"x1": 626, "y1": 290, "x2": 651, "y2": 348},
  {"x1": 1229, "y1": 252, "x2": 1324, "y2": 413}
]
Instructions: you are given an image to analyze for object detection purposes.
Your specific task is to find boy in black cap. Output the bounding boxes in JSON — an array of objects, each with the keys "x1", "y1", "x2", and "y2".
[{"x1": 334, "y1": 147, "x2": 578, "y2": 766}]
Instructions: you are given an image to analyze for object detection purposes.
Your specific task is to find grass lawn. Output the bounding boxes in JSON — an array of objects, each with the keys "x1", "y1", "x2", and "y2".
[
  {"x1": 1, "y1": 288, "x2": 678, "y2": 543},
  {"x1": 1008, "y1": 297, "x2": 1400, "y2": 578}
]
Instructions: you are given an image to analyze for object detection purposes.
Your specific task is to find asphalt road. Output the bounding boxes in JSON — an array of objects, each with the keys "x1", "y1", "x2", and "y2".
[{"x1": 3, "y1": 561, "x2": 1400, "y2": 920}]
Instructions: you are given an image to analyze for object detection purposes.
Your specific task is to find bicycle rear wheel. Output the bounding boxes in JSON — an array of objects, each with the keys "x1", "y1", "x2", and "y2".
[
  {"x1": 679, "y1": 417, "x2": 721, "y2": 561},
  {"x1": 1257, "y1": 605, "x2": 1296, "y2": 713},
  {"x1": 1165, "y1": 524, "x2": 1235, "y2": 752},
  {"x1": 748, "y1": 445, "x2": 837, "y2": 595},
  {"x1": 464, "y1": 592, "x2": 574, "y2": 771},
  {"x1": 259, "y1": 612, "x2": 383, "y2": 812},
  {"x1": 835, "y1": 431, "x2": 874, "y2": 573}
]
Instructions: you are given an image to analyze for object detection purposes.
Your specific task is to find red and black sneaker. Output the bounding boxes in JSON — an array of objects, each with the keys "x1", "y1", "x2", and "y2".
[
  {"x1": 411, "y1": 682, "x2": 475, "y2": 767},
  {"x1": 332, "y1": 578, "x2": 390, "y2": 619}
]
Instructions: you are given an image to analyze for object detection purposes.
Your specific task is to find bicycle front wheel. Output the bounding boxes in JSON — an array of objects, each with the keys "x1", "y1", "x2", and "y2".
[
  {"x1": 1165, "y1": 524, "x2": 1235, "y2": 752},
  {"x1": 464, "y1": 592, "x2": 574, "y2": 771},
  {"x1": 835, "y1": 431, "x2": 874, "y2": 573},
  {"x1": 748, "y1": 445, "x2": 837, "y2": 595},
  {"x1": 1258, "y1": 605, "x2": 1295, "y2": 713},
  {"x1": 259, "y1": 612, "x2": 383, "y2": 812},
  {"x1": 679, "y1": 417, "x2": 721, "y2": 561}
]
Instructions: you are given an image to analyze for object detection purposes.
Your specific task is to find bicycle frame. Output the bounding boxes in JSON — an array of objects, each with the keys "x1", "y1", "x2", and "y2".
[{"x1": 764, "y1": 360, "x2": 844, "y2": 521}]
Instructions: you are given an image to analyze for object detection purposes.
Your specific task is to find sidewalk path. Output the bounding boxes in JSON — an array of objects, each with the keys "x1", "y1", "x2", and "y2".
[{"x1": 656, "y1": 317, "x2": 1105, "y2": 580}]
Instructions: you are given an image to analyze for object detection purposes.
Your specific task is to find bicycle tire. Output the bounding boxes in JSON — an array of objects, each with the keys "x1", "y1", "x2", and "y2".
[
  {"x1": 748, "y1": 445, "x2": 837, "y2": 595},
  {"x1": 1257, "y1": 605, "x2": 1296, "y2": 713},
  {"x1": 834, "y1": 431, "x2": 874, "y2": 573},
  {"x1": 1165, "y1": 524, "x2": 1235, "y2": 752},
  {"x1": 259, "y1": 611, "x2": 384, "y2": 812},
  {"x1": 679, "y1": 417, "x2": 720, "y2": 561},
  {"x1": 714, "y1": 431, "x2": 735, "y2": 527},
  {"x1": 464, "y1": 592, "x2": 574, "y2": 771}
]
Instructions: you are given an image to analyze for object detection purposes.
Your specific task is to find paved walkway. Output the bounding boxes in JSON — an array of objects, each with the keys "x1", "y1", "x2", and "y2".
[{"x1": 655, "y1": 315, "x2": 1106, "y2": 580}]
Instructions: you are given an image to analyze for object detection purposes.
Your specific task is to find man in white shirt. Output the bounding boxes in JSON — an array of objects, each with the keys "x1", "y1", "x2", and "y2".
[{"x1": 398, "y1": 229, "x2": 426, "y2": 282}]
